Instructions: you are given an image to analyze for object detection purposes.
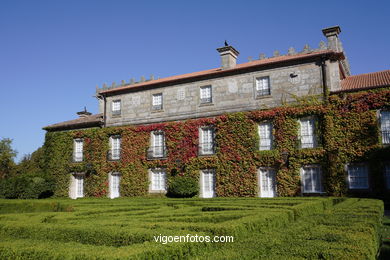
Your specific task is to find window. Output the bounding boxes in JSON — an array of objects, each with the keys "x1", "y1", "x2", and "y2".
[
  {"x1": 258, "y1": 122, "x2": 273, "y2": 150},
  {"x1": 199, "y1": 127, "x2": 215, "y2": 155},
  {"x1": 299, "y1": 118, "x2": 316, "y2": 148},
  {"x1": 301, "y1": 166, "x2": 323, "y2": 193},
  {"x1": 112, "y1": 100, "x2": 121, "y2": 115},
  {"x1": 256, "y1": 77, "x2": 270, "y2": 97},
  {"x1": 150, "y1": 169, "x2": 166, "y2": 191},
  {"x1": 109, "y1": 136, "x2": 121, "y2": 160},
  {"x1": 385, "y1": 164, "x2": 390, "y2": 189},
  {"x1": 380, "y1": 111, "x2": 390, "y2": 144},
  {"x1": 201, "y1": 169, "x2": 216, "y2": 198},
  {"x1": 152, "y1": 93, "x2": 163, "y2": 110},
  {"x1": 200, "y1": 85, "x2": 212, "y2": 104},
  {"x1": 148, "y1": 131, "x2": 166, "y2": 159},
  {"x1": 109, "y1": 172, "x2": 120, "y2": 199},
  {"x1": 73, "y1": 139, "x2": 83, "y2": 162},
  {"x1": 74, "y1": 174, "x2": 84, "y2": 198},
  {"x1": 259, "y1": 168, "x2": 276, "y2": 197},
  {"x1": 347, "y1": 164, "x2": 369, "y2": 189}
]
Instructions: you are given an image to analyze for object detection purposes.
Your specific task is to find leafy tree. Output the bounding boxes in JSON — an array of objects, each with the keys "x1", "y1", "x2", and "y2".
[{"x1": 0, "y1": 138, "x2": 17, "y2": 179}]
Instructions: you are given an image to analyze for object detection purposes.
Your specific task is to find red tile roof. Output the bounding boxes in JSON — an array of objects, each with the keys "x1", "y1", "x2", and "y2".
[
  {"x1": 43, "y1": 113, "x2": 103, "y2": 131},
  {"x1": 99, "y1": 50, "x2": 341, "y2": 95},
  {"x1": 340, "y1": 70, "x2": 390, "y2": 92}
]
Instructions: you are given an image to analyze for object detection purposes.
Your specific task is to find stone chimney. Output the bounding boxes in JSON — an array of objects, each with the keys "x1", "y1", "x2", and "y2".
[
  {"x1": 322, "y1": 26, "x2": 343, "y2": 52},
  {"x1": 77, "y1": 107, "x2": 92, "y2": 118},
  {"x1": 216, "y1": 45, "x2": 240, "y2": 70}
]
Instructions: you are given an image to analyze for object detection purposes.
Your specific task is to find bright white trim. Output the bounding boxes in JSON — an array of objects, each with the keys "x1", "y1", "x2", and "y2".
[{"x1": 258, "y1": 168, "x2": 276, "y2": 197}]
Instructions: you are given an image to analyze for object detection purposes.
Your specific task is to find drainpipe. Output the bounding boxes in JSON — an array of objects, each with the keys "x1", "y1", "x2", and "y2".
[
  {"x1": 103, "y1": 95, "x2": 107, "y2": 127},
  {"x1": 321, "y1": 57, "x2": 328, "y2": 104}
]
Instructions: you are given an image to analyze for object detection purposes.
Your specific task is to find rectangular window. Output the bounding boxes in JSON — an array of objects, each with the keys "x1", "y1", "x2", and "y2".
[
  {"x1": 256, "y1": 77, "x2": 270, "y2": 96},
  {"x1": 75, "y1": 174, "x2": 84, "y2": 198},
  {"x1": 199, "y1": 127, "x2": 215, "y2": 155},
  {"x1": 348, "y1": 164, "x2": 369, "y2": 189},
  {"x1": 109, "y1": 136, "x2": 121, "y2": 160},
  {"x1": 147, "y1": 131, "x2": 166, "y2": 159},
  {"x1": 380, "y1": 111, "x2": 390, "y2": 144},
  {"x1": 200, "y1": 85, "x2": 212, "y2": 104},
  {"x1": 151, "y1": 169, "x2": 166, "y2": 191},
  {"x1": 109, "y1": 172, "x2": 120, "y2": 199},
  {"x1": 201, "y1": 169, "x2": 216, "y2": 198},
  {"x1": 112, "y1": 100, "x2": 121, "y2": 115},
  {"x1": 259, "y1": 168, "x2": 276, "y2": 197},
  {"x1": 385, "y1": 164, "x2": 390, "y2": 189},
  {"x1": 152, "y1": 93, "x2": 163, "y2": 110},
  {"x1": 73, "y1": 139, "x2": 83, "y2": 162},
  {"x1": 259, "y1": 122, "x2": 273, "y2": 150},
  {"x1": 299, "y1": 118, "x2": 316, "y2": 148},
  {"x1": 301, "y1": 166, "x2": 323, "y2": 193}
]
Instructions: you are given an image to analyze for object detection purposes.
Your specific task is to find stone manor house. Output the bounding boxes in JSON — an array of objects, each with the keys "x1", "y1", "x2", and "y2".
[{"x1": 43, "y1": 26, "x2": 390, "y2": 199}]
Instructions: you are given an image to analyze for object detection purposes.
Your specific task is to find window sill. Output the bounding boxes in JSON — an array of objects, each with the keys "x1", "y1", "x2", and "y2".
[
  {"x1": 199, "y1": 103, "x2": 214, "y2": 107},
  {"x1": 255, "y1": 94, "x2": 272, "y2": 100},
  {"x1": 111, "y1": 114, "x2": 122, "y2": 118},
  {"x1": 149, "y1": 190, "x2": 167, "y2": 194},
  {"x1": 151, "y1": 109, "x2": 164, "y2": 113}
]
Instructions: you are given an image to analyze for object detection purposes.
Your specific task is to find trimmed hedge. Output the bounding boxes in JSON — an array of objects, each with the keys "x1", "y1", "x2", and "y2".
[{"x1": 167, "y1": 176, "x2": 198, "y2": 198}]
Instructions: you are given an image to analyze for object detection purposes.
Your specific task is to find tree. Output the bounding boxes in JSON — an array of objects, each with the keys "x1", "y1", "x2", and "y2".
[{"x1": 0, "y1": 138, "x2": 17, "y2": 179}]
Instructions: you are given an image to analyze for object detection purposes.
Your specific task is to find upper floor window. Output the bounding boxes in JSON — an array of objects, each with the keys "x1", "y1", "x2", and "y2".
[
  {"x1": 199, "y1": 127, "x2": 215, "y2": 155},
  {"x1": 385, "y1": 164, "x2": 390, "y2": 189},
  {"x1": 301, "y1": 165, "x2": 323, "y2": 193},
  {"x1": 200, "y1": 85, "x2": 212, "y2": 104},
  {"x1": 347, "y1": 163, "x2": 369, "y2": 189},
  {"x1": 152, "y1": 93, "x2": 163, "y2": 111},
  {"x1": 147, "y1": 131, "x2": 167, "y2": 159},
  {"x1": 258, "y1": 122, "x2": 273, "y2": 150},
  {"x1": 112, "y1": 100, "x2": 121, "y2": 116},
  {"x1": 299, "y1": 118, "x2": 317, "y2": 149},
  {"x1": 380, "y1": 111, "x2": 390, "y2": 144},
  {"x1": 150, "y1": 168, "x2": 166, "y2": 192},
  {"x1": 256, "y1": 77, "x2": 270, "y2": 97},
  {"x1": 108, "y1": 136, "x2": 121, "y2": 161},
  {"x1": 73, "y1": 139, "x2": 83, "y2": 162}
]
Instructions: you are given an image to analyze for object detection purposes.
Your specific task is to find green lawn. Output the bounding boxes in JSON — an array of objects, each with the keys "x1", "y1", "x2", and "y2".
[{"x1": 0, "y1": 197, "x2": 383, "y2": 259}]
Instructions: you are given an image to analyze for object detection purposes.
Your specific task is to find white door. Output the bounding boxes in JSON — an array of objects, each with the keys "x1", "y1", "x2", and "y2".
[
  {"x1": 110, "y1": 173, "x2": 120, "y2": 198},
  {"x1": 202, "y1": 170, "x2": 215, "y2": 198},
  {"x1": 75, "y1": 175, "x2": 84, "y2": 198},
  {"x1": 259, "y1": 169, "x2": 276, "y2": 198}
]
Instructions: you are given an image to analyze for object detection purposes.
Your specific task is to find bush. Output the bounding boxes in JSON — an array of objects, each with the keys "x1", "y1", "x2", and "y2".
[
  {"x1": 167, "y1": 176, "x2": 198, "y2": 198},
  {"x1": 0, "y1": 175, "x2": 54, "y2": 199}
]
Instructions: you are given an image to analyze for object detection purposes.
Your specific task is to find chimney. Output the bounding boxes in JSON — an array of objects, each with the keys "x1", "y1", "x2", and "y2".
[
  {"x1": 322, "y1": 26, "x2": 343, "y2": 52},
  {"x1": 77, "y1": 107, "x2": 92, "y2": 118},
  {"x1": 216, "y1": 45, "x2": 239, "y2": 70}
]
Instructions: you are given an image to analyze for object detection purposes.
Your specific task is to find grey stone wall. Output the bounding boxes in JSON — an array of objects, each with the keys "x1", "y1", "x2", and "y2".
[{"x1": 103, "y1": 61, "x2": 325, "y2": 127}]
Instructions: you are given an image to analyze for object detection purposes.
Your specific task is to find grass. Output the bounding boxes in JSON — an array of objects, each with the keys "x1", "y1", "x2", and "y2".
[{"x1": 0, "y1": 197, "x2": 383, "y2": 259}]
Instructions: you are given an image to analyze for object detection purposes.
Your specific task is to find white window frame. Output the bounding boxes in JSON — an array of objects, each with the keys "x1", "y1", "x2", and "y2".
[
  {"x1": 109, "y1": 136, "x2": 121, "y2": 160},
  {"x1": 73, "y1": 138, "x2": 83, "y2": 162},
  {"x1": 258, "y1": 168, "x2": 277, "y2": 198},
  {"x1": 112, "y1": 100, "x2": 121, "y2": 115},
  {"x1": 152, "y1": 93, "x2": 163, "y2": 110},
  {"x1": 299, "y1": 117, "x2": 317, "y2": 149},
  {"x1": 385, "y1": 163, "x2": 390, "y2": 189},
  {"x1": 255, "y1": 76, "x2": 271, "y2": 97},
  {"x1": 149, "y1": 168, "x2": 166, "y2": 192},
  {"x1": 258, "y1": 122, "x2": 273, "y2": 150},
  {"x1": 70, "y1": 173, "x2": 84, "y2": 199},
  {"x1": 109, "y1": 172, "x2": 121, "y2": 199},
  {"x1": 347, "y1": 163, "x2": 369, "y2": 189},
  {"x1": 300, "y1": 165, "x2": 323, "y2": 193},
  {"x1": 200, "y1": 85, "x2": 212, "y2": 104},
  {"x1": 200, "y1": 169, "x2": 216, "y2": 198},
  {"x1": 199, "y1": 127, "x2": 215, "y2": 155},
  {"x1": 151, "y1": 131, "x2": 165, "y2": 158},
  {"x1": 380, "y1": 110, "x2": 390, "y2": 144}
]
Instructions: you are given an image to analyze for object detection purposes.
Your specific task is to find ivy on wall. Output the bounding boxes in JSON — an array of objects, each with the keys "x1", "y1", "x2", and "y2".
[{"x1": 43, "y1": 88, "x2": 390, "y2": 198}]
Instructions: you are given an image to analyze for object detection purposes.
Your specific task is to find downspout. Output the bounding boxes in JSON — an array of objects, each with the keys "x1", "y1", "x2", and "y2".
[
  {"x1": 103, "y1": 94, "x2": 107, "y2": 127},
  {"x1": 321, "y1": 57, "x2": 328, "y2": 104}
]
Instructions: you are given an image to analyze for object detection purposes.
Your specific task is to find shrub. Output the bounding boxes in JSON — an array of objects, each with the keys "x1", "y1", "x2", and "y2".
[
  {"x1": 167, "y1": 176, "x2": 198, "y2": 198},
  {"x1": 0, "y1": 175, "x2": 54, "y2": 199}
]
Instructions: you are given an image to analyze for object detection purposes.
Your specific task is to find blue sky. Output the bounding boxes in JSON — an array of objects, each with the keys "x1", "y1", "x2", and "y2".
[{"x1": 1, "y1": 0, "x2": 389, "y2": 161}]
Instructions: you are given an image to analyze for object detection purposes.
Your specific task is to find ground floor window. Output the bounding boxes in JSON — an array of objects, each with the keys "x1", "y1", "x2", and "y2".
[
  {"x1": 201, "y1": 169, "x2": 216, "y2": 198},
  {"x1": 347, "y1": 164, "x2": 369, "y2": 189},
  {"x1": 70, "y1": 173, "x2": 84, "y2": 199},
  {"x1": 301, "y1": 165, "x2": 323, "y2": 193},
  {"x1": 385, "y1": 164, "x2": 390, "y2": 189},
  {"x1": 150, "y1": 169, "x2": 166, "y2": 192},
  {"x1": 258, "y1": 168, "x2": 276, "y2": 197},
  {"x1": 109, "y1": 172, "x2": 121, "y2": 199}
]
